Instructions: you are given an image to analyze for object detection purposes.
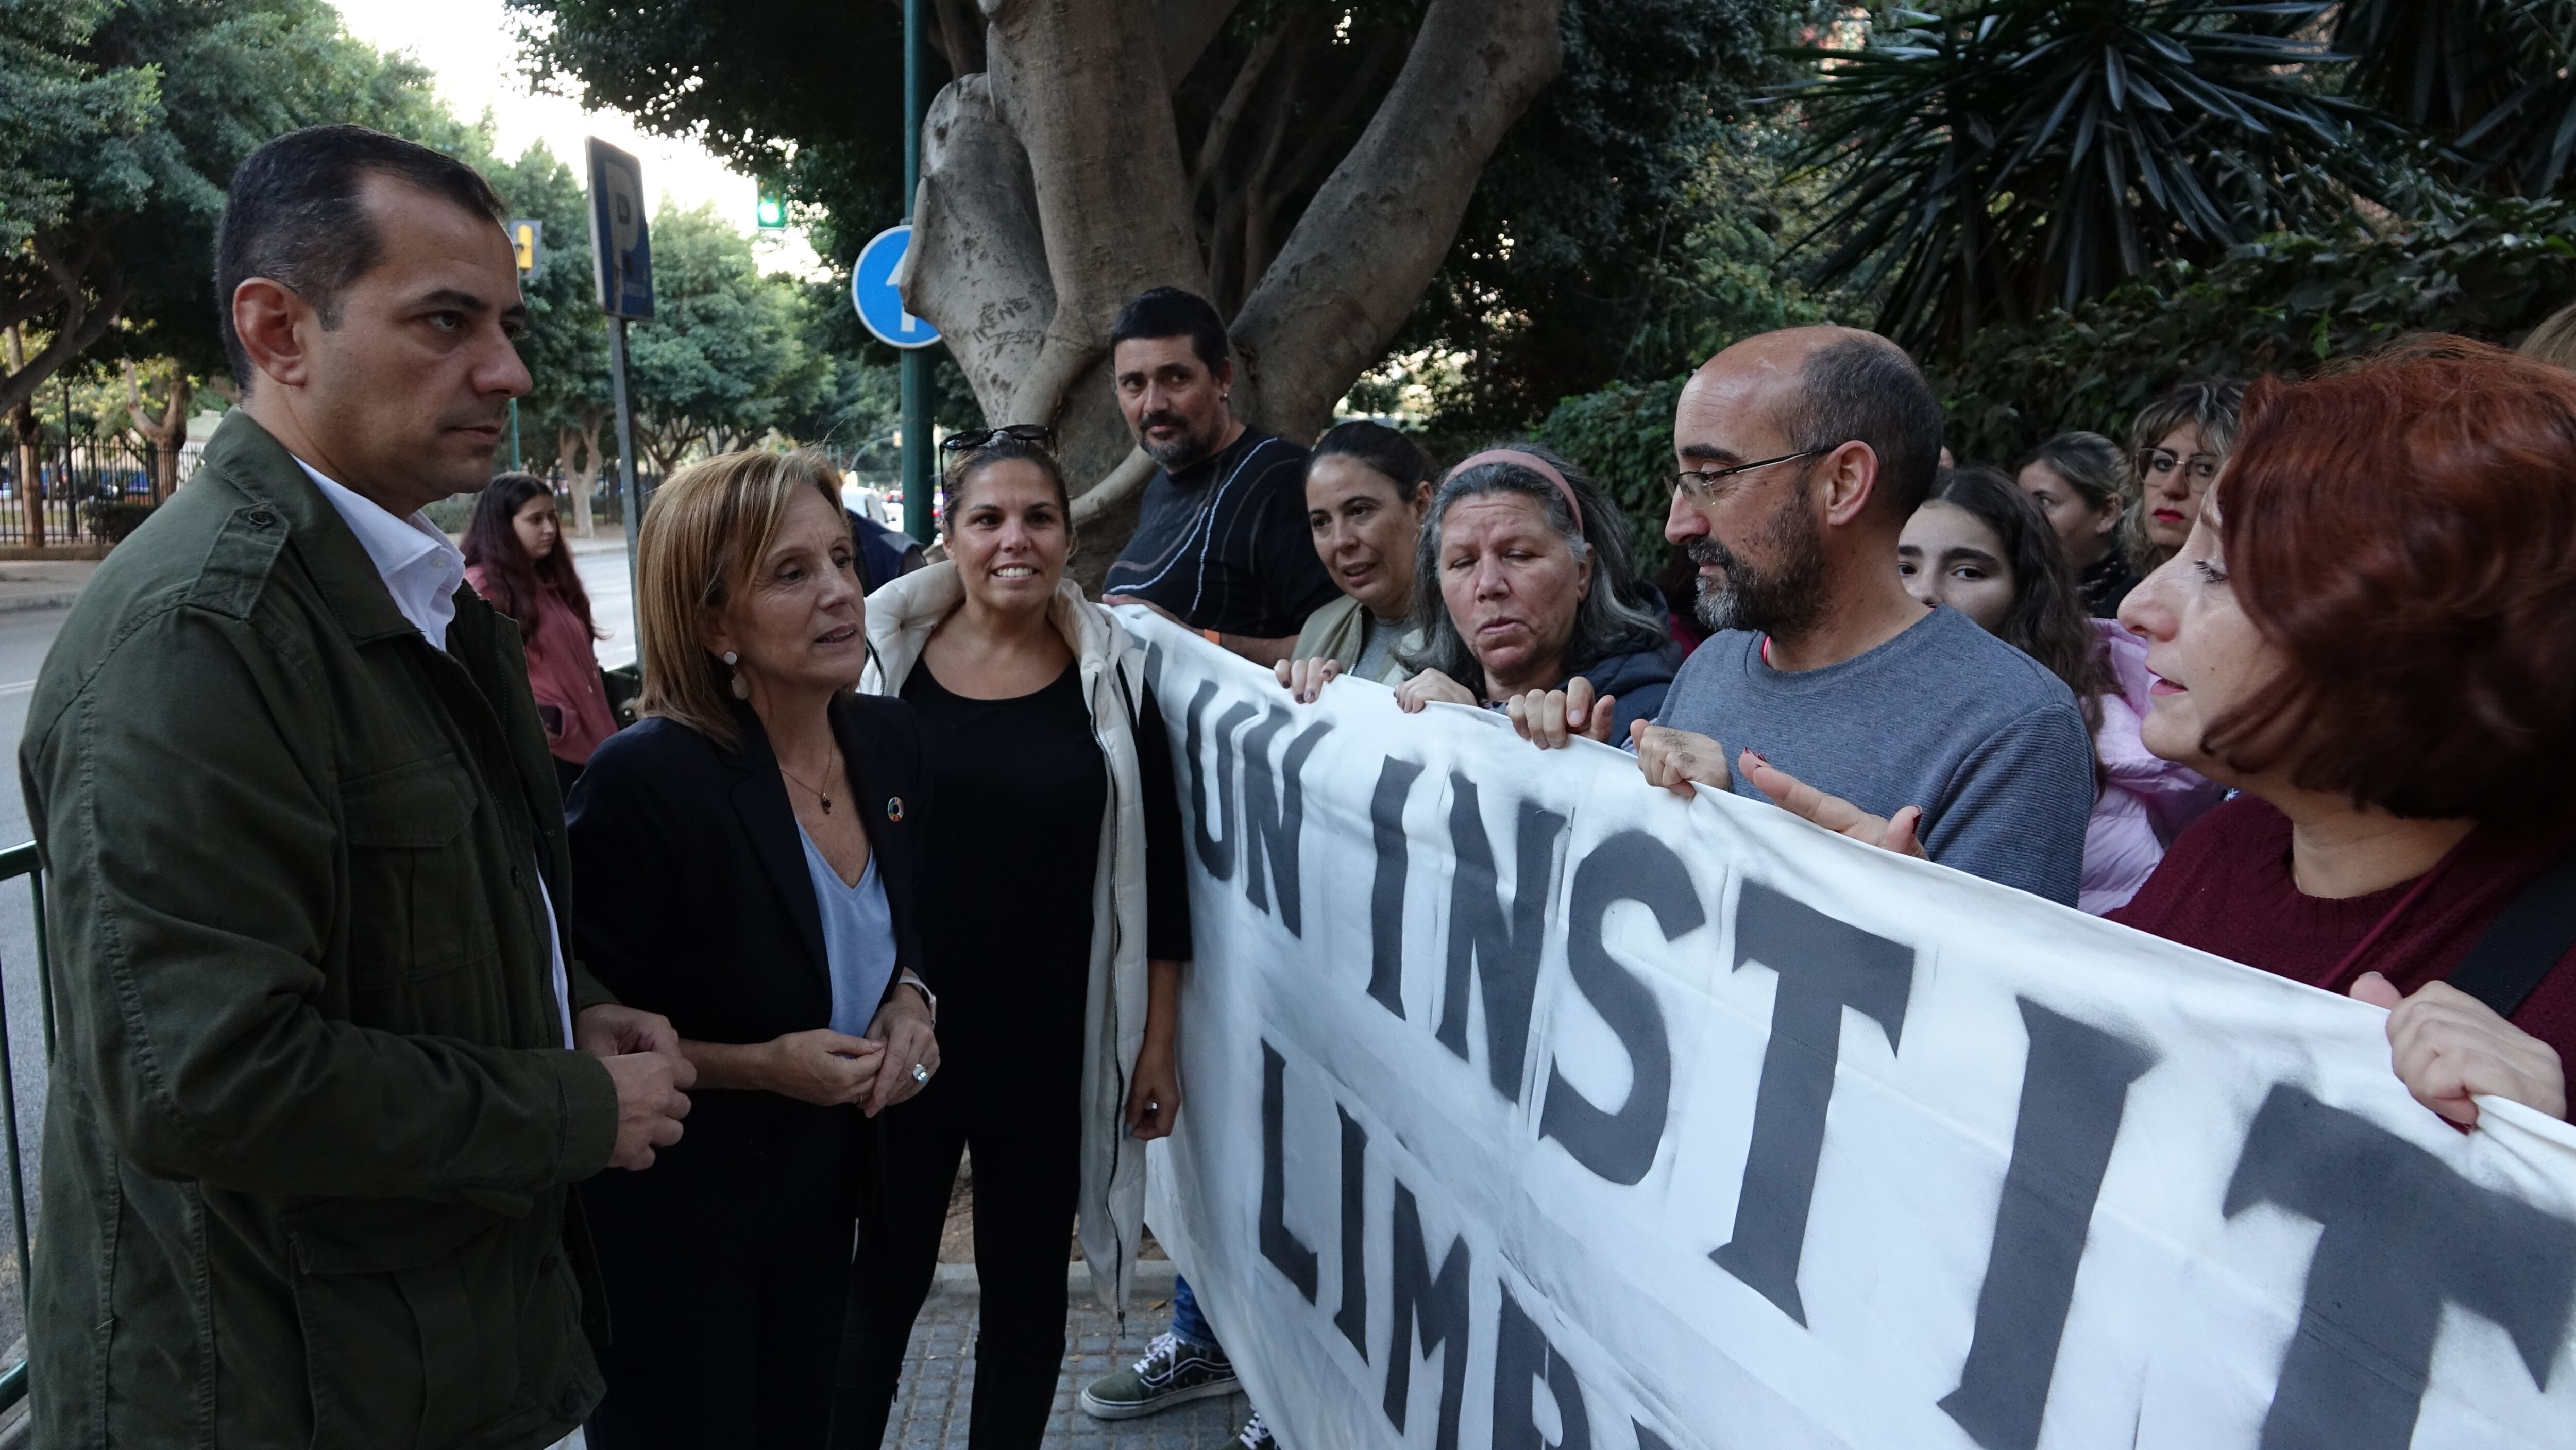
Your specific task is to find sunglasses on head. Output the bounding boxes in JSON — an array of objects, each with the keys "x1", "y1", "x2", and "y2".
[{"x1": 940, "y1": 424, "x2": 1056, "y2": 454}]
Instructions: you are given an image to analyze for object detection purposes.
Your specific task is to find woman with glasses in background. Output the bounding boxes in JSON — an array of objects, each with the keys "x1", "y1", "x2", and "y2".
[
  {"x1": 2125, "y1": 380, "x2": 2243, "y2": 576},
  {"x1": 839, "y1": 425, "x2": 1193, "y2": 1449}
]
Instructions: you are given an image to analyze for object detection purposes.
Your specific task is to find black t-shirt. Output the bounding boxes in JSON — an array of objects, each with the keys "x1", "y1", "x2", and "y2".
[
  {"x1": 900, "y1": 659, "x2": 1191, "y2": 1059},
  {"x1": 1101, "y1": 428, "x2": 1338, "y2": 638}
]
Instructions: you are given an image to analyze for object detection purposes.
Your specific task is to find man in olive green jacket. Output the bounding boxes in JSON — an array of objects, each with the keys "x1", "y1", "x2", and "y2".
[{"x1": 20, "y1": 127, "x2": 693, "y2": 1448}]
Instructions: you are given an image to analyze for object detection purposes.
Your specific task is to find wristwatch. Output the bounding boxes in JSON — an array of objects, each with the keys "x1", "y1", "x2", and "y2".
[{"x1": 896, "y1": 970, "x2": 938, "y2": 1026}]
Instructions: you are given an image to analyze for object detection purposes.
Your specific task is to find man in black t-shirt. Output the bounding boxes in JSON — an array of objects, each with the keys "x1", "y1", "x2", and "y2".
[{"x1": 1100, "y1": 288, "x2": 1338, "y2": 667}]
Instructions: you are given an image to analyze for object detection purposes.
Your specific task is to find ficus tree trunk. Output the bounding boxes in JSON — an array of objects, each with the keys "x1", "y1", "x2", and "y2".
[
  {"x1": 560, "y1": 409, "x2": 606, "y2": 536},
  {"x1": 122, "y1": 360, "x2": 192, "y2": 501},
  {"x1": 901, "y1": 0, "x2": 1565, "y2": 576}
]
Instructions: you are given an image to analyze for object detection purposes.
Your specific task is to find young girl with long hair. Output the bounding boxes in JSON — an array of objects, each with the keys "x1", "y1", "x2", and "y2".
[
  {"x1": 1898, "y1": 465, "x2": 2224, "y2": 912},
  {"x1": 463, "y1": 472, "x2": 617, "y2": 792}
]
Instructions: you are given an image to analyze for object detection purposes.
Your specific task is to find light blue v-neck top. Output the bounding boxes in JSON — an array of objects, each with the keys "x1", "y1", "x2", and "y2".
[{"x1": 796, "y1": 823, "x2": 899, "y2": 1038}]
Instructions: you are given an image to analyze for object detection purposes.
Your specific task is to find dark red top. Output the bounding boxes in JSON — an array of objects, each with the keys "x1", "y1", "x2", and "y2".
[{"x1": 2109, "y1": 795, "x2": 2576, "y2": 1063}]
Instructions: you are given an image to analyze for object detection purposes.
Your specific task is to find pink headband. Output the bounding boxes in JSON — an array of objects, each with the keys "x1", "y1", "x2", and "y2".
[{"x1": 1448, "y1": 449, "x2": 1584, "y2": 537}]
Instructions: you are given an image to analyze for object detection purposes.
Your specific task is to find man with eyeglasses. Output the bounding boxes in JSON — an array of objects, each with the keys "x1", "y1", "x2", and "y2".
[{"x1": 1510, "y1": 326, "x2": 2095, "y2": 905}]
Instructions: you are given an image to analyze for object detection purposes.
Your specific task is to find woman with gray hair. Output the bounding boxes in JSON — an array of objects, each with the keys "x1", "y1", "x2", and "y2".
[{"x1": 1393, "y1": 441, "x2": 1681, "y2": 739}]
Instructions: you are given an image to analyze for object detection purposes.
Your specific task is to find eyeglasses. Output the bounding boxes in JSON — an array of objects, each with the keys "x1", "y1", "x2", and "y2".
[
  {"x1": 2136, "y1": 447, "x2": 2221, "y2": 484},
  {"x1": 1666, "y1": 448, "x2": 1831, "y2": 507},
  {"x1": 940, "y1": 424, "x2": 1056, "y2": 454}
]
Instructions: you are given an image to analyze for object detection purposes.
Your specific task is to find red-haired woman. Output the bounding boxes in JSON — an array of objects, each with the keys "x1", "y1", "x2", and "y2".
[
  {"x1": 1751, "y1": 339, "x2": 2573, "y2": 1125},
  {"x1": 464, "y1": 472, "x2": 618, "y2": 794}
]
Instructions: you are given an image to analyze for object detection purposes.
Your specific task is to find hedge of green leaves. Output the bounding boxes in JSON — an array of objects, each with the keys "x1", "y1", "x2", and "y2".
[
  {"x1": 1935, "y1": 197, "x2": 2576, "y2": 464},
  {"x1": 1533, "y1": 195, "x2": 2576, "y2": 557}
]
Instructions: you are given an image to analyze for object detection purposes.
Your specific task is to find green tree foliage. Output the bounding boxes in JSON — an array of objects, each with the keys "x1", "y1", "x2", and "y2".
[
  {"x1": 484, "y1": 143, "x2": 608, "y2": 475},
  {"x1": 1783, "y1": 1, "x2": 2400, "y2": 352},
  {"x1": 622, "y1": 203, "x2": 827, "y2": 475},
  {"x1": 1, "y1": 0, "x2": 456, "y2": 414},
  {"x1": 2336, "y1": 0, "x2": 2576, "y2": 197},
  {"x1": 1531, "y1": 372, "x2": 1689, "y2": 570},
  {"x1": 1389, "y1": 0, "x2": 1790, "y2": 435},
  {"x1": 1934, "y1": 195, "x2": 2576, "y2": 463}
]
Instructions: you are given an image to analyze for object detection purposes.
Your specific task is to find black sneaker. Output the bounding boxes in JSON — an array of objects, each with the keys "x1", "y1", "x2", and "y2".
[
  {"x1": 1078, "y1": 1332, "x2": 1241, "y2": 1420},
  {"x1": 1237, "y1": 1411, "x2": 1277, "y2": 1450}
]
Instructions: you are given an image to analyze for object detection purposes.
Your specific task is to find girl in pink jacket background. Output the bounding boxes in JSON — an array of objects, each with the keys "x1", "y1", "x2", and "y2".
[{"x1": 1898, "y1": 464, "x2": 2225, "y2": 912}]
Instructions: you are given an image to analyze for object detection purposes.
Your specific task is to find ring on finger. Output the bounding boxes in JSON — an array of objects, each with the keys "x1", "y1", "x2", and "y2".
[{"x1": 910, "y1": 1063, "x2": 930, "y2": 1084}]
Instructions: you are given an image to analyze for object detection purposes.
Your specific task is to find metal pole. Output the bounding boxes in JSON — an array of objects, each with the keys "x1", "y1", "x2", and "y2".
[
  {"x1": 608, "y1": 317, "x2": 643, "y2": 653},
  {"x1": 899, "y1": 0, "x2": 935, "y2": 545},
  {"x1": 509, "y1": 398, "x2": 522, "y2": 473}
]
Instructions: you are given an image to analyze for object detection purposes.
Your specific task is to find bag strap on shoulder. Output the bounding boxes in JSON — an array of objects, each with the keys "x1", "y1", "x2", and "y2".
[{"x1": 2447, "y1": 839, "x2": 2576, "y2": 1020}]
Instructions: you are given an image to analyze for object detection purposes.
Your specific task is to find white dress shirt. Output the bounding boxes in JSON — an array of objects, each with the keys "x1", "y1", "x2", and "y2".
[{"x1": 297, "y1": 459, "x2": 577, "y2": 1049}]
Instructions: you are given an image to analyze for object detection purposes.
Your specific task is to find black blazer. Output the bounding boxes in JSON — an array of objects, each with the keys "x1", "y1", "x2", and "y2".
[
  {"x1": 565, "y1": 693, "x2": 929, "y2": 1204},
  {"x1": 567, "y1": 692, "x2": 928, "y2": 1044}
]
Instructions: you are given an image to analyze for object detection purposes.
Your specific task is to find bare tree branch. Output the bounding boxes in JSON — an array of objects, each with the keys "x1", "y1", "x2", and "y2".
[
  {"x1": 1068, "y1": 444, "x2": 1155, "y2": 524},
  {"x1": 1191, "y1": 23, "x2": 1293, "y2": 203},
  {"x1": 0, "y1": 235, "x2": 128, "y2": 420},
  {"x1": 1232, "y1": 0, "x2": 1566, "y2": 438},
  {"x1": 1158, "y1": 0, "x2": 1243, "y2": 85}
]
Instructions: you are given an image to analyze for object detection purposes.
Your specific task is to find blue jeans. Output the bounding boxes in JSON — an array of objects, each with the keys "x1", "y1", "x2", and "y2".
[{"x1": 1168, "y1": 1273, "x2": 1224, "y2": 1354}]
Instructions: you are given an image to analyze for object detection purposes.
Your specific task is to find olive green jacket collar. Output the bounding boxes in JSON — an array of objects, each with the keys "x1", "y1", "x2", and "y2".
[{"x1": 198, "y1": 411, "x2": 442, "y2": 649}]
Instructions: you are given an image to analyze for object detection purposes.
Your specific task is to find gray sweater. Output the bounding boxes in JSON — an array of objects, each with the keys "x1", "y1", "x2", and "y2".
[{"x1": 1653, "y1": 605, "x2": 2095, "y2": 905}]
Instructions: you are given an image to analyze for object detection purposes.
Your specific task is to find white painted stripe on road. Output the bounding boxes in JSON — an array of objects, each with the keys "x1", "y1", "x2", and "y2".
[{"x1": 0, "y1": 681, "x2": 32, "y2": 696}]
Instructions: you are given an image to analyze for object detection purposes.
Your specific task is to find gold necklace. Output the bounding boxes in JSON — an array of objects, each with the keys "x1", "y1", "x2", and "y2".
[{"x1": 778, "y1": 750, "x2": 842, "y2": 814}]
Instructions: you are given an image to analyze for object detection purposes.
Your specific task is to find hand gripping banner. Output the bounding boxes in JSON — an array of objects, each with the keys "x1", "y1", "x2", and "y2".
[{"x1": 1128, "y1": 621, "x2": 2576, "y2": 1450}]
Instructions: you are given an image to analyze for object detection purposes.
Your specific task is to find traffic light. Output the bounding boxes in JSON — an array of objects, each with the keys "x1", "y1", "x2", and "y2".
[
  {"x1": 509, "y1": 218, "x2": 543, "y2": 275},
  {"x1": 755, "y1": 188, "x2": 788, "y2": 230}
]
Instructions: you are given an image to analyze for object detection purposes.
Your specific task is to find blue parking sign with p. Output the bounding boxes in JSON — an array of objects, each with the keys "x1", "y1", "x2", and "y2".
[{"x1": 853, "y1": 226, "x2": 939, "y2": 349}]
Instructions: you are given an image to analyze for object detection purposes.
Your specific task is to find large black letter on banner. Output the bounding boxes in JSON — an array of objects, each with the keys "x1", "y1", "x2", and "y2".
[
  {"x1": 1336, "y1": 1106, "x2": 1370, "y2": 1359},
  {"x1": 1538, "y1": 832, "x2": 1699, "y2": 1185},
  {"x1": 1183, "y1": 681, "x2": 1257, "y2": 879},
  {"x1": 1368, "y1": 757, "x2": 1424, "y2": 1018},
  {"x1": 1495, "y1": 1286, "x2": 1594, "y2": 1450},
  {"x1": 1711, "y1": 881, "x2": 1916, "y2": 1325},
  {"x1": 1241, "y1": 709, "x2": 1331, "y2": 936},
  {"x1": 1939, "y1": 1000, "x2": 2156, "y2": 1450},
  {"x1": 2224, "y1": 1084, "x2": 2576, "y2": 1450},
  {"x1": 1260, "y1": 1042, "x2": 1318, "y2": 1302},
  {"x1": 1439, "y1": 774, "x2": 1566, "y2": 1102},
  {"x1": 1385, "y1": 1182, "x2": 1472, "y2": 1450}
]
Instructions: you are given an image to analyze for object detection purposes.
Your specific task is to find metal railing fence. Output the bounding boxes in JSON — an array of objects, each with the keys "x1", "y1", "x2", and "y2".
[
  {"x1": 0, "y1": 434, "x2": 194, "y2": 547},
  {"x1": 0, "y1": 841, "x2": 51, "y2": 1416}
]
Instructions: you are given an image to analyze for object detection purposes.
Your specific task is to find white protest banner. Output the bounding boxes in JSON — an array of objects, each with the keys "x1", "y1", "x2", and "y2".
[{"x1": 1127, "y1": 620, "x2": 2576, "y2": 1450}]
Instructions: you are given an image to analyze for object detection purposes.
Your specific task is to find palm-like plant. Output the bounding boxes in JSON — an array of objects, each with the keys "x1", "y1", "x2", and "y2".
[
  {"x1": 1781, "y1": 2, "x2": 2392, "y2": 351},
  {"x1": 2338, "y1": 0, "x2": 2576, "y2": 197}
]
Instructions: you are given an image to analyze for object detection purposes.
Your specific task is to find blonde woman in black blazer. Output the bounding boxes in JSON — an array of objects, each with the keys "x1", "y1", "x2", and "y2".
[{"x1": 567, "y1": 450, "x2": 938, "y2": 1448}]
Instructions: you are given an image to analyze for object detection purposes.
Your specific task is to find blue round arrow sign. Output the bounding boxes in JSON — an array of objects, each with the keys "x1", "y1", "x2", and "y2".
[{"x1": 852, "y1": 225, "x2": 940, "y2": 349}]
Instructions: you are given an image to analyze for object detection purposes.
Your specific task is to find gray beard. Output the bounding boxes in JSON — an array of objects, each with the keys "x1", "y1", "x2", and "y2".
[
  {"x1": 1688, "y1": 502, "x2": 1827, "y2": 639},
  {"x1": 1144, "y1": 427, "x2": 1225, "y2": 473}
]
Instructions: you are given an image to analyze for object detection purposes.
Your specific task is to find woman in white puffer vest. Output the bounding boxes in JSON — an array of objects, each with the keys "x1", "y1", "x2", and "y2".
[{"x1": 837, "y1": 427, "x2": 1191, "y2": 1448}]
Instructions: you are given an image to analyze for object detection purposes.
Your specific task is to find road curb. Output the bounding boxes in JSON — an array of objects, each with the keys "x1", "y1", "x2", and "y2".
[
  {"x1": 929, "y1": 1258, "x2": 1179, "y2": 1303},
  {"x1": 0, "y1": 592, "x2": 80, "y2": 615}
]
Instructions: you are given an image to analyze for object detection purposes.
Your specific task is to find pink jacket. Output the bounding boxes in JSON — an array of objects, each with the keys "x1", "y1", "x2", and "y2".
[
  {"x1": 465, "y1": 564, "x2": 618, "y2": 765},
  {"x1": 2081, "y1": 620, "x2": 2227, "y2": 914}
]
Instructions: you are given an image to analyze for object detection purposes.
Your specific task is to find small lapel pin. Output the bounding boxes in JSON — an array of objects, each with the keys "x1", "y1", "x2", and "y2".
[{"x1": 886, "y1": 797, "x2": 905, "y2": 823}]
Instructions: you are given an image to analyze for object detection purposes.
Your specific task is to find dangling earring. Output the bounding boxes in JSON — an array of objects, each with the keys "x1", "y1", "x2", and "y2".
[{"x1": 723, "y1": 650, "x2": 751, "y2": 700}]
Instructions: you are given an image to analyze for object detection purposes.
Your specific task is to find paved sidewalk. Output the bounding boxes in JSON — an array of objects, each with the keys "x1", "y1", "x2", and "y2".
[
  {"x1": 887, "y1": 1278, "x2": 1252, "y2": 1448},
  {"x1": 0, "y1": 561, "x2": 96, "y2": 613}
]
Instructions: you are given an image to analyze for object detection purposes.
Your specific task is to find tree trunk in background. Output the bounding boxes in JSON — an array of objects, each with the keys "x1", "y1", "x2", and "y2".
[
  {"x1": 562, "y1": 410, "x2": 605, "y2": 536},
  {"x1": 5, "y1": 328, "x2": 44, "y2": 550},
  {"x1": 904, "y1": 0, "x2": 1565, "y2": 578},
  {"x1": 123, "y1": 361, "x2": 192, "y2": 501}
]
